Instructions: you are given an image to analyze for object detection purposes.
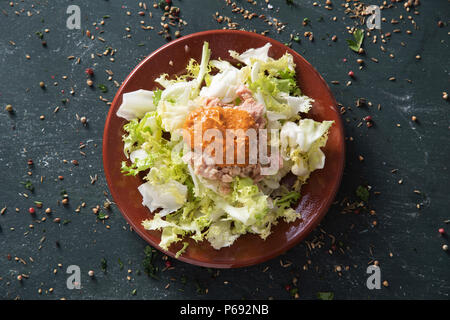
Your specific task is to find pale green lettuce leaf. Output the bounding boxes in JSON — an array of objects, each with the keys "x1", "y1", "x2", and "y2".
[
  {"x1": 155, "y1": 42, "x2": 211, "y2": 133},
  {"x1": 260, "y1": 52, "x2": 295, "y2": 74},
  {"x1": 217, "y1": 178, "x2": 269, "y2": 226},
  {"x1": 206, "y1": 221, "x2": 241, "y2": 250},
  {"x1": 121, "y1": 111, "x2": 162, "y2": 159},
  {"x1": 142, "y1": 194, "x2": 220, "y2": 250},
  {"x1": 200, "y1": 64, "x2": 251, "y2": 103},
  {"x1": 157, "y1": 96, "x2": 199, "y2": 134},
  {"x1": 229, "y1": 43, "x2": 272, "y2": 65},
  {"x1": 138, "y1": 180, "x2": 188, "y2": 216},
  {"x1": 258, "y1": 159, "x2": 293, "y2": 193},
  {"x1": 280, "y1": 119, "x2": 333, "y2": 179},
  {"x1": 116, "y1": 89, "x2": 155, "y2": 121}
]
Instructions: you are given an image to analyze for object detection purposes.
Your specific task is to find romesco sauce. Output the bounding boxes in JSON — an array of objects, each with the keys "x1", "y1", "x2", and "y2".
[{"x1": 183, "y1": 106, "x2": 257, "y2": 167}]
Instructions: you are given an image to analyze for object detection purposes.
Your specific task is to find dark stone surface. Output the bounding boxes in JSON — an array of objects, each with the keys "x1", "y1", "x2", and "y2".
[{"x1": 0, "y1": 0, "x2": 448, "y2": 300}]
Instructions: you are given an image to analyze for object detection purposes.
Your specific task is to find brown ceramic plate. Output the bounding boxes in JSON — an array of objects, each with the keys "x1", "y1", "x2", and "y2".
[{"x1": 103, "y1": 30, "x2": 344, "y2": 268}]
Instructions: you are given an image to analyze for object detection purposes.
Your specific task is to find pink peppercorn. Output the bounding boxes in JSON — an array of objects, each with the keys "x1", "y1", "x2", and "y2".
[
  {"x1": 85, "y1": 68, "x2": 94, "y2": 76},
  {"x1": 438, "y1": 228, "x2": 445, "y2": 235},
  {"x1": 28, "y1": 207, "x2": 35, "y2": 214},
  {"x1": 348, "y1": 70, "x2": 355, "y2": 77},
  {"x1": 363, "y1": 116, "x2": 372, "y2": 122}
]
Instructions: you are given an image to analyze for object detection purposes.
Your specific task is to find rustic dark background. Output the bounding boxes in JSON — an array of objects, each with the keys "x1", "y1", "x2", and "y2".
[{"x1": 0, "y1": 0, "x2": 449, "y2": 300}]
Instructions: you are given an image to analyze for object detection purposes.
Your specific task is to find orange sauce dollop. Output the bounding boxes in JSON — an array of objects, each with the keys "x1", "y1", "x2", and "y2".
[{"x1": 183, "y1": 106, "x2": 257, "y2": 167}]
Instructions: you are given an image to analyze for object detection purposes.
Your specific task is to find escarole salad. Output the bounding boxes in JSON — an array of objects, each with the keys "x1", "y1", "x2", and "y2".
[{"x1": 116, "y1": 42, "x2": 333, "y2": 256}]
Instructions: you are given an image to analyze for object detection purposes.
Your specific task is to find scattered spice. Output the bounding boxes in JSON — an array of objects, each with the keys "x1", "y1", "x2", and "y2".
[
  {"x1": 356, "y1": 185, "x2": 369, "y2": 202},
  {"x1": 100, "y1": 258, "x2": 107, "y2": 273},
  {"x1": 85, "y1": 68, "x2": 94, "y2": 76},
  {"x1": 142, "y1": 246, "x2": 158, "y2": 279},
  {"x1": 98, "y1": 84, "x2": 108, "y2": 93},
  {"x1": 317, "y1": 292, "x2": 334, "y2": 300}
]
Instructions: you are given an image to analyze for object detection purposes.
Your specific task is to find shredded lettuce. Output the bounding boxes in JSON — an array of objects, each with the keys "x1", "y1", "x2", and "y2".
[
  {"x1": 116, "y1": 89, "x2": 155, "y2": 120},
  {"x1": 200, "y1": 62, "x2": 251, "y2": 103},
  {"x1": 152, "y1": 89, "x2": 162, "y2": 107},
  {"x1": 274, "y1": 191, "x2": 301, "y2": 211},
  {"x1": 117, "y1": 42, "x2": 333, "y2": 255},
  {"x1": 155, "y1": 41, "x2": 211, "y2": 133},
  {"x1": 230, "y1": 42, "x2": 311, "y2": 123},
  {"x1": 221, "y1": 177, "x2": 270, "y2": 226},
  {"x1": 138, "y1": 180, "x2": 187, "y2": 217},
  {"x1": 229, "y1": 43, "x2": 272, "y2": 65},
  {"x1": 206, "y1": 221, "x2": 241, "y2": 250},
  {"x1": 280, "y1": 119, "x2": 333, "y2": 180}
]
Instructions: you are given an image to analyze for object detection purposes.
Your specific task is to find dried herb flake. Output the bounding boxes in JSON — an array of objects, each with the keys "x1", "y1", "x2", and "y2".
[{"x1": 346, "y1": 29, "x2": 364, "y2": 52}]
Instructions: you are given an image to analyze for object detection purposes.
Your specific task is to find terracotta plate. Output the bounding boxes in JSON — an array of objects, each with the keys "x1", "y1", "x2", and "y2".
[{"x1": 103, "y1": 30, "x2": 345, "y2": 268}]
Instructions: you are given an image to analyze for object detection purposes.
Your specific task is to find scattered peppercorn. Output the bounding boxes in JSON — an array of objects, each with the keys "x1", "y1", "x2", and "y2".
[
  {"x1": 85, "y1": 68, "x2": 94, "y2": 76},
  {"x1": 5, "y1": 104, "x2": 13, "y2": 113},
  {"x1": 39, "y1": 81, "x2": 45, "y2": 88},
  {"x1": 438, "y1": 228, "x2": 445, "y2": 235},
  {"x1": 28, "y1": 207, "x2": 35, "y2": 214},
  {"x1": 348, "y1": 71, "x2": 355, "y2": 78}
]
